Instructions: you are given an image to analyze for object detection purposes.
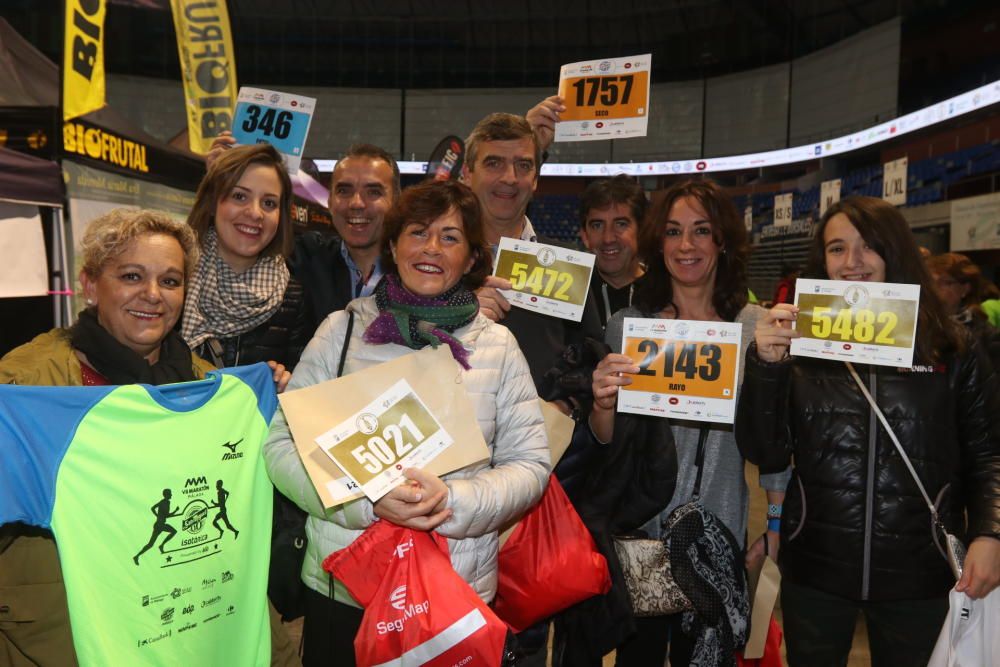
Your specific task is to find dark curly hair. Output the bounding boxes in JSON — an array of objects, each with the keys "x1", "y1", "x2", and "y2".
[
  {"x1": 379, "y1": 179, "x2": 492, "y2": 290},
  {"x1": 633, "y1": 179, "x2": 750, "y2": 322}
]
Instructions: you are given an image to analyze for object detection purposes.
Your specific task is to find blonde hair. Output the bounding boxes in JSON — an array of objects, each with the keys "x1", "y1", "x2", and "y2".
[{"x1": 79, "y1": 208, "x2": 199, "y2": 280}]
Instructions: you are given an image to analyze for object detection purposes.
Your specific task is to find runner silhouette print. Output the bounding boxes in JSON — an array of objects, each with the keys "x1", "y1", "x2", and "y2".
[
  {"x1": 133, "y1": 489, "x2": 181, "y2": 565},
  {"x1": 210, "y1": 480, "x2": 239, "y2": 540}
]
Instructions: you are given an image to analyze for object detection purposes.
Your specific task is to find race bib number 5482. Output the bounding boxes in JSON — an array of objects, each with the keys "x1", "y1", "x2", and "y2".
[{"x1": 791, "y1": 279, "x2": 920, "y2": 368}]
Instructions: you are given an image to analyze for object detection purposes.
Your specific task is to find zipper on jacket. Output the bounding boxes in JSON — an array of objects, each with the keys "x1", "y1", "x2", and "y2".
[
  {"x1": 234, "y1": 334, "x2": 242, "y2": 367},
  {"x1": 861, "y1": 366, "x2": 877, "y2": 600}
]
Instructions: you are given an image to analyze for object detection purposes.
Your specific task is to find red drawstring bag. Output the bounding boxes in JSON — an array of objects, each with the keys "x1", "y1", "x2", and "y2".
[
  {"x1": 736, "y1": 616, "x2": 783, "y2": 667},
  {"x1": 493, "y1": 475, "x2": 611, "y2": 632},
  {"x1": 324, "y1": 519, "x2": 508, "y2": 667}
]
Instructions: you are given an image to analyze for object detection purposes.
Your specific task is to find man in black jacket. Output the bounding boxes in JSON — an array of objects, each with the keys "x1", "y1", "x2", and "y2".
[{"x1": 291, "y1": 143, "x2": 400, "y2": 333}]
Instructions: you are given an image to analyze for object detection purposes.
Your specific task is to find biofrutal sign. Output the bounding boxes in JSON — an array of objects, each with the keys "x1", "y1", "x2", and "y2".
[{"x1": 63, "y1": 121, "x2": 149, "y2": 173}]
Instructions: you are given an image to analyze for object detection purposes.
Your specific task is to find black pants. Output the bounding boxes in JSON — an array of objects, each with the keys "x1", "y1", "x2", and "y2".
[
  {"x1": 302, "y1": 585, "x2": 364, "y2": 667},
  {"x1": 614, "y1": 614, "x2": 695, "y2": 667},
  {"x1": 781, "y1": 579, "x2": 949, "y2": 667}
]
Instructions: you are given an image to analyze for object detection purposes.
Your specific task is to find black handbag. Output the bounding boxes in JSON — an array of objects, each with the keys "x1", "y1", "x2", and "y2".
[{"x1": 612, "y1": 427, "x2": 713, "y2": 617}]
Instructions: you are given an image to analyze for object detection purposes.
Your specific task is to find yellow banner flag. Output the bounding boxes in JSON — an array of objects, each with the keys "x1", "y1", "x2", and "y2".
[
  {"x1": 63, "y1": 0, "x2": 107, "y2": 121},
  {"x1": 169, "y1": 0, "x2": 238, "y2": 154}
]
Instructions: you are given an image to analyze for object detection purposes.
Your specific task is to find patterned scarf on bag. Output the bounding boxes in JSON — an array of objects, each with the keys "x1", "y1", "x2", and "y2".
[
  {"x1": 181, "y1": 227, "x2": 290, "y2": 349},
  {"x1": 363, "y1": 273, "x2": 478, "y2": 369}
]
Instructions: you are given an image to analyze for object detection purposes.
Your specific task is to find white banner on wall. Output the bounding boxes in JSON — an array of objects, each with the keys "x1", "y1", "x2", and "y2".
[
  {"x1": 882, "y1": 157, "x2": 908, "y2": 206},
  {"x1": 774, "y1": 193, "x2": 793, "y2": 227},
  {"x1": 820, "y1": 179, "x2": 842, "y2": 217},
  {"x1": 950, "y1": 192, "x2": 1000, "y2": 252},
  {"x1": 0, "y1": 203, "x2": 49, "y2": 298}
]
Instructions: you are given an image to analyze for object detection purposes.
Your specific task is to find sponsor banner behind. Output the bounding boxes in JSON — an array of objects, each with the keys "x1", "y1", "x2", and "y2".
[
  {"x1": 950, "y1": 192, "x2": 1000, "y2": 251},
  {"x1": 63, "y1": 160, "x2": 196, "y2": 320},
  {"x1": 169, "y1": 0, "x2": 238, "y2": 154}
]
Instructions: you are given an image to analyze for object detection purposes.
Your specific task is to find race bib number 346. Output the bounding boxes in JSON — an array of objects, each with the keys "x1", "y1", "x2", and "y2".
[
  {"x1": 618, "y1": 318, "x2": 742, "y2": 424},
  {"x1": 315, "y1": 380, "x2": 452, "y2": 501},
  {"x1": 232, "y1": 87, "x2": 316, "y2": 173},
  {"x1": 791, "y1": 278, "x2": 920, "y2": 368}
]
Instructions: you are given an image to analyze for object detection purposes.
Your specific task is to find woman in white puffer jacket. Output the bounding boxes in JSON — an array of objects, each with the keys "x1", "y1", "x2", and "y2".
[{"x1": 263, "y1": 179, "x2": 550, "y2": 667}]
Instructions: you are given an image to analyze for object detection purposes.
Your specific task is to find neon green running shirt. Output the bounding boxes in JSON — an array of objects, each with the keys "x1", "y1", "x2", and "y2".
[{"x1": 0, "y1": 364, "x2": 277, "y2": 666}]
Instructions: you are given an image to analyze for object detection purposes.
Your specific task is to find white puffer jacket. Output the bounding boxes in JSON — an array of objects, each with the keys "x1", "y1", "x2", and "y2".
[{"x1": 264, "y1": 296, "x2": 550, "y2": 605}]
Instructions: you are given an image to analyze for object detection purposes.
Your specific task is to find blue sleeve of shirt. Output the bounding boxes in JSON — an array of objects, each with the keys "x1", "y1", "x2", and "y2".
[
  {"x1": 0, "y1": 384, "x2": 115, "y2": 527},
  {"x1": 222, "y1": 363, "x2": 278, "y2": 425}
]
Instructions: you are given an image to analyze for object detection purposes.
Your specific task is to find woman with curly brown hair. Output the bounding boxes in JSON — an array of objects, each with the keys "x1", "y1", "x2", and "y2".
[{"x1": 587, "y1": 179, "x2": 789, "y2": 666}]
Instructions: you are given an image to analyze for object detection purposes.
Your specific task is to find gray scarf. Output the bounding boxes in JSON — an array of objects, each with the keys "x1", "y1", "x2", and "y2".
[{"x1": 181, "y1": 227, "x2": 290, "y2": 349}]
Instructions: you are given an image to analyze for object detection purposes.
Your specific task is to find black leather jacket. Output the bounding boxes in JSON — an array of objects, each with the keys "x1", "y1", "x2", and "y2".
[
  {"x1": 195, "y1": 276, "x2": 311, "y2": 370},
  {"x1": 735, "y1": 339, "x2": 1000, "y2": 601}
]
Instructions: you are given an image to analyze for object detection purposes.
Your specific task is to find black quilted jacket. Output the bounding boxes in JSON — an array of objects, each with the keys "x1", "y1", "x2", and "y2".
[
  {"x1": 735, "y1": 339, "x2": 1000, "y2": 601},
  {"x1": 195, "y1": 276, "x2": 312, "y2": 370}
]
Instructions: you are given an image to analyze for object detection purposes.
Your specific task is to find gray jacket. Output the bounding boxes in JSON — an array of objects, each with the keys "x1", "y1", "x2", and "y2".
[
  {"x1": 605, "y1": 304, "x2": 791, "y2": 546},
  {"x1": 264, "y1": 297, "x2": 550, "y2": 605}
]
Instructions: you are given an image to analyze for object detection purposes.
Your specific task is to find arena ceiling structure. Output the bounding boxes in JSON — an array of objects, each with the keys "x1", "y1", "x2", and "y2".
[{"x1": 3, "y1": 0, "x2": 995, "y2": 101}]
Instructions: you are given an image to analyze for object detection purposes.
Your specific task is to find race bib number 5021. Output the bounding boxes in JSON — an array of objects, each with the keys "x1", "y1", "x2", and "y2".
[
  {"x1": 791, "y1": 279, "x2": 920, "y2": 368},
  {"x1": 618, "y1": 318, "x2": 742, "y2": 424},
  {"x1": 315, "y1": 380, "x2": 452, "y2": 501}
]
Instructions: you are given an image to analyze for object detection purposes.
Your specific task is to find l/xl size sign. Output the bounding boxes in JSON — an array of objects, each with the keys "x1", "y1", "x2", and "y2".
[
  {"x1": 618, "y1": 318, "x2": 742, "y2": 424},
  {"x1": 791, "y1": 278, "x2": 920, "y2": 368},
  {"x1": 315, "y1": 380, "x2": 452, "y2": 502},
  {"x1": 555, "y1": 54, "x2": 651, "y2": 142},
  {"x1": 493, "y1": 238, "x2": 595, "y2": 321},
  {"x1": 232, "y1": 87, "x2": 316, "y2": 173}
]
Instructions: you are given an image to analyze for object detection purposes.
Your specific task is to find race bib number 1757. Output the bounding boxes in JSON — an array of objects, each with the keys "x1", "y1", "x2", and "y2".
[{"x1": 555, "y1": 54, "x2": 651, "y2": 142}]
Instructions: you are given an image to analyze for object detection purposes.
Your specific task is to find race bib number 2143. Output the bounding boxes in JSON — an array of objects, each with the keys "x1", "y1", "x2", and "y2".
[{"x1": 618, "y1": 318, "x2": 742, "y2": 424}]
